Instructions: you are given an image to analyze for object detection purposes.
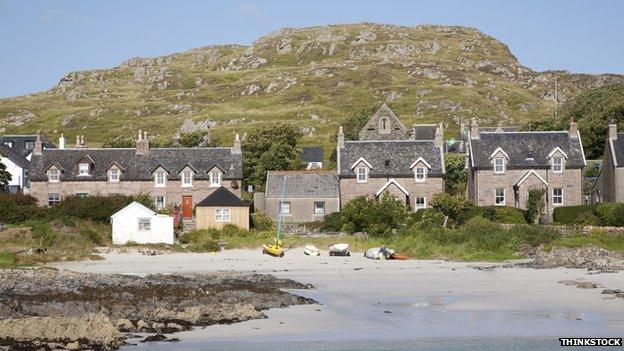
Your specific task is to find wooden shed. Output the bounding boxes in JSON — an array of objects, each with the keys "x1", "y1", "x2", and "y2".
[{"x1": 195, "y1": 187, "x2": 250, "y2": 230}]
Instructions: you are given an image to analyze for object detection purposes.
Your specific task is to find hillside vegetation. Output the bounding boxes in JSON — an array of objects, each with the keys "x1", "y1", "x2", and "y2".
[{"x1": 1, "y1": 23, "x2": 622, "y2": 151}]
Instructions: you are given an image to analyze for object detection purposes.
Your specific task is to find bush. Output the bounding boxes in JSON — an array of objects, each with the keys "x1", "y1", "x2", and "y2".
[
  {"x1": 525, "y1": 188, "x2": 546, "y2": 224},
  {"x1": 553, "y1": 205, "x2": 596, "y2": 225},
  {"x1": 0, "y1": 194, "x2": 46, "y2": 223},
  {"x1": 430, "y1": 193, "x2": 471, "y2": 226},
  {"x1": 508, "y1": 225, "x2": 560, "y2": 247},
  {"x1": 49, "y1": 194, "x2": 152, "y2": 223},
  {"x1": 415, "y1": 209, "x2": 446, "y2": 228},
  {"x1": 339, "y1": 195, "x2": 413, "y2": 236},
  {"x1": 594, "y1": 203, "x2": 624, "y2": 227},
  {"x1": 479, "y1": 206, "x2": 527, "y2": 224},
  {"x1": 251, "y1": 211, "x2": 274, "y2": 231}
]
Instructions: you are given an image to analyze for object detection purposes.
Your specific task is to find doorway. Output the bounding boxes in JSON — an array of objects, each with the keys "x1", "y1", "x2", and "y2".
[{"x1": 182, "y1": 195, "x2": 193, "y2": 218}]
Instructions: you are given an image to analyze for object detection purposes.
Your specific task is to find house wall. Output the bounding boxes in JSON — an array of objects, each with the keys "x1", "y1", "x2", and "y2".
[
  {"x1": 0, "y1": 156, "x2": 24, "y2": 188},
  {"x1": 339, "y1": 176, "x2": 444, "y2": 211},
  {"x1": 112, "y1": 210, "x2": 174, "y2": 245},
  {"x1": 29, "y1": 179, "x2": 242, "y2": 206},
  {"x1": 196, "y1": 206, "x2": 249, "y2": 230},
  {"x1": 472, "y1": 168, "x2": 583, "y2": 211},
  {"x1": 265, "y1": 197, "x2": 340, "y2": 223},
  {"x1": 600, "y1": 141, "x2": 616, "y2": 202}
]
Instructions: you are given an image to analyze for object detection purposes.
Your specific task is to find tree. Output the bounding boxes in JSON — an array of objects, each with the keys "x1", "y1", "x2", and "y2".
[
  {"x1": 0, "y1": 160, "x2": 11, "y2": 186},
  {"x1": 338, "y1": 194, "x2": 412, "y2": 236},
  {"x1": 444, "y1": 153, "x2": 467, "y2": 194},
  {"x1": 430, "y1": 193, "x2": 471, "y2": 227},
  {"x1": 525, "y1": 188, "x2": 546, "y2": 224},
  {"x1": 102, "y1": 135, "x2": 135, "y2": 148},
  {"x1": 243, "y1": 123, "x2": 304, "y2": 187}
]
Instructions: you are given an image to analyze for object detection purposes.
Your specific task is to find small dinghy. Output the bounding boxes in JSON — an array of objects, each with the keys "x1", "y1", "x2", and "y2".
[
  {"x1": 304, "y1": 244, "x2": 320, "y2": 256},
  {"x1": 328, "y1": 243, "x2": 350, "y2": 256},
  {"x1": 364, "y1": 246, "x2": 395, "y2": 260}
]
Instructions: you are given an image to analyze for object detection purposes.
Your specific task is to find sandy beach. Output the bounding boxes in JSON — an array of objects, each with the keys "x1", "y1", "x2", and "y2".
[{"x1": 50, "y1": 247, "x2": 624, "y2": 349}]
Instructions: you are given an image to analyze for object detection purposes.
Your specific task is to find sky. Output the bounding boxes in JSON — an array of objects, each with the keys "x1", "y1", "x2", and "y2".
[{"x1": 0, "y1": 0, "x2": 622, "y2": 98}]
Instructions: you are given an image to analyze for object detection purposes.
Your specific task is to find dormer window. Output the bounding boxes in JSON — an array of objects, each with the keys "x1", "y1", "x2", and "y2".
[
  {"x1": 356, "y1": 166, "x2": 368, "y2": 183},
  {"x1": 415, "y1": 166, "x2": 427, "y2": 182},
  {"x1": 108, "y1": 168, "x2": 120, "y2": 182},
  {"x1": 154, "y1": 171, "x2": 166, "y2": 187},
  {"x1": 209, "y1": 169, "x2": 221, "y2": 187},
  {"x1": 47, "y1": 168, "x2": 60, "y2": 183},
  {"x1": 182, "y1": 170, "x2": 193, "y2": 187},
  {"x1": 78, "y1": 163, "x2": 90, "y2": 176},
  {"x1": 494, "y1": 158, "x2": 505, "y2": 174},
  {"x1": 552, "y1": 156, "x2": 563, "y2": 173}
]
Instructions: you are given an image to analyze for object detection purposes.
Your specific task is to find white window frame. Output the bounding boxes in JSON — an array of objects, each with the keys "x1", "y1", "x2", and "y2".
[
  {"x1": 4, "y1": 141, "x2": 12, "y2": 148},
  {"x1": 553, "y1": 188, "x2": 563, "y2": 205},
  {"x1": 414, "y1": 166, "x2": 427, "y2": 182},
  {"x1": 78, "y1": 163, "x2": 90, "y2": 176},
  {"x1": 415, "y1": 197, "x2": 427, "y2": 211},
  {"x1": 495, "y1": 188, "x2": 505, "y2": 206},
  {"x1": 209, "y1": 170, "x2": 222, "y2": 187},
  {"x1": 47, "y1": 193, "x2": 60, "y2": 206},
  {"x1": 494, "y1": 158, "x2": 505, "y2": 174},
  {"x1": 314, "y1": 201, "x2": 325, "y2": 215},
  {"x1": 155, "y1": 196, "x2": 166, "y2": 210},
  {"x1": 182, "y1": 170, "x2": 193, "y2": 187},
  {"x1": 154, "y1": 171, "x2": 166, "y2": 187},
  {"x1": 47, "y1": 168, "x2": 60, "y2": 183},
  {"x1": 215, "y1": 208, "x2": 231, "y2": 221},
  {"x1": 25, "y1": 141, "x2": 34, "y2": 150},
  {"x1": 108, "y1": 168, "x2": 120, "y2": 182},
  {"x1": 552, "y1": 156, "x2": 563, "y2": 173},
  {"x1": 137, "y1": 217, "x2": 152, "y2": 231},
  {"x1": 356, "y1": 166, "x2": 368, "y2": 183},
  {"x1": 279, "y1": 201, "x2": 291, "y2": 215}
]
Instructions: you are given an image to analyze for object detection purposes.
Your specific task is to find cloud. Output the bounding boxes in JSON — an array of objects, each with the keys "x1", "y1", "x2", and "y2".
[{"x1": 233, "y1": 2, "x2": 269, "y2": 22}]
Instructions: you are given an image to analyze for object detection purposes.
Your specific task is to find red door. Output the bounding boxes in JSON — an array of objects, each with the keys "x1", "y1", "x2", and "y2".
[{"x1": 182, "y1": 196, "x2": 193, "y2": 218}]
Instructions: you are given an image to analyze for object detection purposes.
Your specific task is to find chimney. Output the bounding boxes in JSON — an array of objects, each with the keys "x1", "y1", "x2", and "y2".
[
  {"x1": 135, "y1": 130, "x2": 150, "y2": 155},
  {"x1": 232, "y1": 133, "x2": 242, "y2": 154},
  {"x1": 469, "y1": 118, "x2": 480, "y2": 139},
  {"x1": 337, "y1": 126, "x2": 345, "y2": 149},
  {"x1": 34, "y1": 133, "x2": 43, "y2": 156},
  {"x1": 459, "y1": 120, "x2": 467, "y2": 139},
  {"x1": 434, "y1": 123, "x2": 444, "y2": 148},
  {"x1": 75, "y1": 135, "x2": 81, "y2": 148},
  {"x1": 80, "y1": 135, "x2": 85, "y2": 147},
  {"x1": 569, "y1": 118, "x2": 578, "y2": 138},
  {"x1": 58, "y1": 133, "x2": 66, "y2": 149},
  {"x1": 608, "y1": 119, "x2": 618, "y2": 140}
]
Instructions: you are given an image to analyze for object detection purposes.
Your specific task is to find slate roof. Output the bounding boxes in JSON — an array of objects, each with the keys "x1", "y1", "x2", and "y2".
[
  {"x1": 301, "y1": 147, "x2": 324, "y2": 163},
  {"x1": 29, "y1": 147, "x2": 243, "y2": 181},
  {"x1": 610, "y1": 134, "x2": 624, "y2": 167},
  {"x1": 265, "y1": 171, "x2": 339, "y2": 198},
  {"x1": 0, "y1": 144, "x2": 30, "y2": 169},
  {"x1": 411, "y1": 125, "x2": 437, "y2": 140},
  {"x1": 0, "y1": 135, "x2": 55, "y2": 158},
  {"x1": 196, "y1": 187, "x2": 249, "y2": 207},
  {"x1": 339, "y1": 140, "x2": 444, "y2": 177},
  {"x1": 469, "y1": 131, "x2": 585, "y2": 169}
]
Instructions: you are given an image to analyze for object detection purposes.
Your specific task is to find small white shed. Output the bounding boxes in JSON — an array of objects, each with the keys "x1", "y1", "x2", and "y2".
[{"x1": 111, "y1": 202, "x2": 174, "y2": 245}]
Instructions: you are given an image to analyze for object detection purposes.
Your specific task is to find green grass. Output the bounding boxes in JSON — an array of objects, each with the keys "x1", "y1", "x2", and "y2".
[
  {"x1": 0, "y1": 252, "x2": 15, "y2": 268},
  {"x1": 546, "y1": 230, "x2": 624, "y2": 253}
]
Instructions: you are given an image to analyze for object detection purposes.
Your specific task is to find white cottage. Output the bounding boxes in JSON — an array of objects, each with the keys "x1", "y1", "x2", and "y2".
[{"x1": 111, "y1": 201, "x2": 174, "y2": 245}]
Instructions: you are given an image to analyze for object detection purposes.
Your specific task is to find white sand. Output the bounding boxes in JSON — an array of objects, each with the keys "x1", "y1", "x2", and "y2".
[{"x1": 53, "y1": 248, "x2": 624, "y2": 345}]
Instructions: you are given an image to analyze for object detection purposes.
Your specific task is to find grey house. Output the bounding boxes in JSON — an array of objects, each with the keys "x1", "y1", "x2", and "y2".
[
  {"x1": 301, "y1": 147, "x2": 324, "y2": 169},
  {"x1": 466, "y1": 119, "x2": 586, "y2": 219},
  {"x1": 593, "y1": 122, "x2": 624, "y2": 203},
  {"x1": 265, "y1": 171, "x2": 340, "y2": 222}
]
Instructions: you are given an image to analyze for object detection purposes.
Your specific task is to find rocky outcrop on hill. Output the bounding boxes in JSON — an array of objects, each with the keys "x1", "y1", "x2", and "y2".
[{"x1": 0, "y1": 270, "x2": 314, "y2": 350}]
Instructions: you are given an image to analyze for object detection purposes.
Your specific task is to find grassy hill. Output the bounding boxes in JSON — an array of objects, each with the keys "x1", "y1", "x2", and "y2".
[{"x1": 1, "y1": 23, "x2": 622, "y2": 150}]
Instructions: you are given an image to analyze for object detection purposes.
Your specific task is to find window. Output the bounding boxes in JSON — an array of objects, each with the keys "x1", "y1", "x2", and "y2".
[
  {"x1": 182, "y1": 171, "x2": 193, "y2": 187},
  {"x1": 4, "y1": 141, "x2": 12, "y2": 148},
  {"x1": 138, "y1": 218, "x2": 151, "y2": 231},
  {"x1": 314, "y1": 202, "x2": 325, "y2": 215},
  {"x1": 47, "y1": 193, "x2": 60, "y2": 206},
  {"x1": 209, "y1": 170, "x2": 221, "y2": 187},
  {"x1": 155, "y1": 196, "x2": 165, "y2": 210},
  {"x1": 495, "y1": 188, "x2": 505, "y2": 206},
  {"x1": 108, "y1": 169, "x2": 119, "y2": 182},
  {"x1": 380, "y1": 117, "x2": 389, "y2": 132},
  {"x1": 47, "y1": 168, "x2": 60, "y2": 182},
  {"x1": 415, "y1": 197, "x2": 427, "y2": 211},
  {"x1": 76, "y1": 192, "x2": 89, "y2": 198},
  {"x1": 415, "y1": 167, "x2": 427, "y2": 182},
  {"x1": 494, "y1": 158, "x2": 505, "y2": 174},
  {"x1": 356, "y1": 166, "x2": 368, "y2": 183},
  {"x1": 215, "y1": 208, "x2": 231, "y2": 221},
  {"x1": 553, "y1": 188, "x2": 563, "y2": 205},
  {"x1": 279, "y1": 201, "x2": 291, "y2": 215},
  {"x1": 78, "y1": 163, "x2": 90, "y2": 176},
  {"x1": 154, "y1": 171, "x2": 166, "y2": 187},
  {"x1": 552, "y1": 156, "x2": 563, "y2": 173},
  {"x1": 25, "y1": 141, "x2": 34, "y2": 150}
]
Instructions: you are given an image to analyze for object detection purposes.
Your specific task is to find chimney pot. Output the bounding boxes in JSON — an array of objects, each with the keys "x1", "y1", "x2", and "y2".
[
  {"x1": 569, "y1": 118, "x2": 578, "y2": 138},
  {"x1": 58, "y1": 133, "x2": 66, "y2": 149},
  {"x1": 469, "y1": 118, "x2": 480, "y2": 139},
  {"x1": 232, "y1": 133, "x2": 242, "y2": 154}
]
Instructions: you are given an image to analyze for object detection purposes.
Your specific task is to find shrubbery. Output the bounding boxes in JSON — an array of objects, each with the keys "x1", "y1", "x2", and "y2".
[
  {"x1": 336, "y1": 195, "x2": 413, "y2": 236},
  {"x1": 250, "y1": 211, "x2": 274, "y2": 231},
  {"x1": 0, "y1": 194, "x2": 47, "y2": 223},
  {"x1": 430, "y1": 193, "x2": 472, "y2": 227},
  {"x1": 469, "y1": 206, "x2": 527, "y2": 224},
  {"x1": 553, "y1": 203, "x2": 624, "y2": 227}
]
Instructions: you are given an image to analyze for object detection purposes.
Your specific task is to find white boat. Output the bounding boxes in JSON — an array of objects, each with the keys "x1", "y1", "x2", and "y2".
[
  {"x1": 364, "y1": 246, "x2": 395, "y2": 260},
  {"x1": 328, "y1": 243, "x2": 350, "y2": 256},
  {"x1": 304, "y1": 244, "x2": 320, "y2": 256}
]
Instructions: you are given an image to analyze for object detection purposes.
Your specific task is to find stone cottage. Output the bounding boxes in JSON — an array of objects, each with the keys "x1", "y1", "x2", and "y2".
[
  {"x1": 28, "y1": 131, "x2": 243, "y2": 219},
  {"x1": 466, "y1": 118, "x2": 586, "y2": 219},
  {"x1": 593, "y1": 121, "x2": 624, "y2": 203}
]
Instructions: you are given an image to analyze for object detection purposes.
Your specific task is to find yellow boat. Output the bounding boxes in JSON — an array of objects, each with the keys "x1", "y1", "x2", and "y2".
[{"x1": 262, "y1": 176, "x2": 287, "y2": 258}]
